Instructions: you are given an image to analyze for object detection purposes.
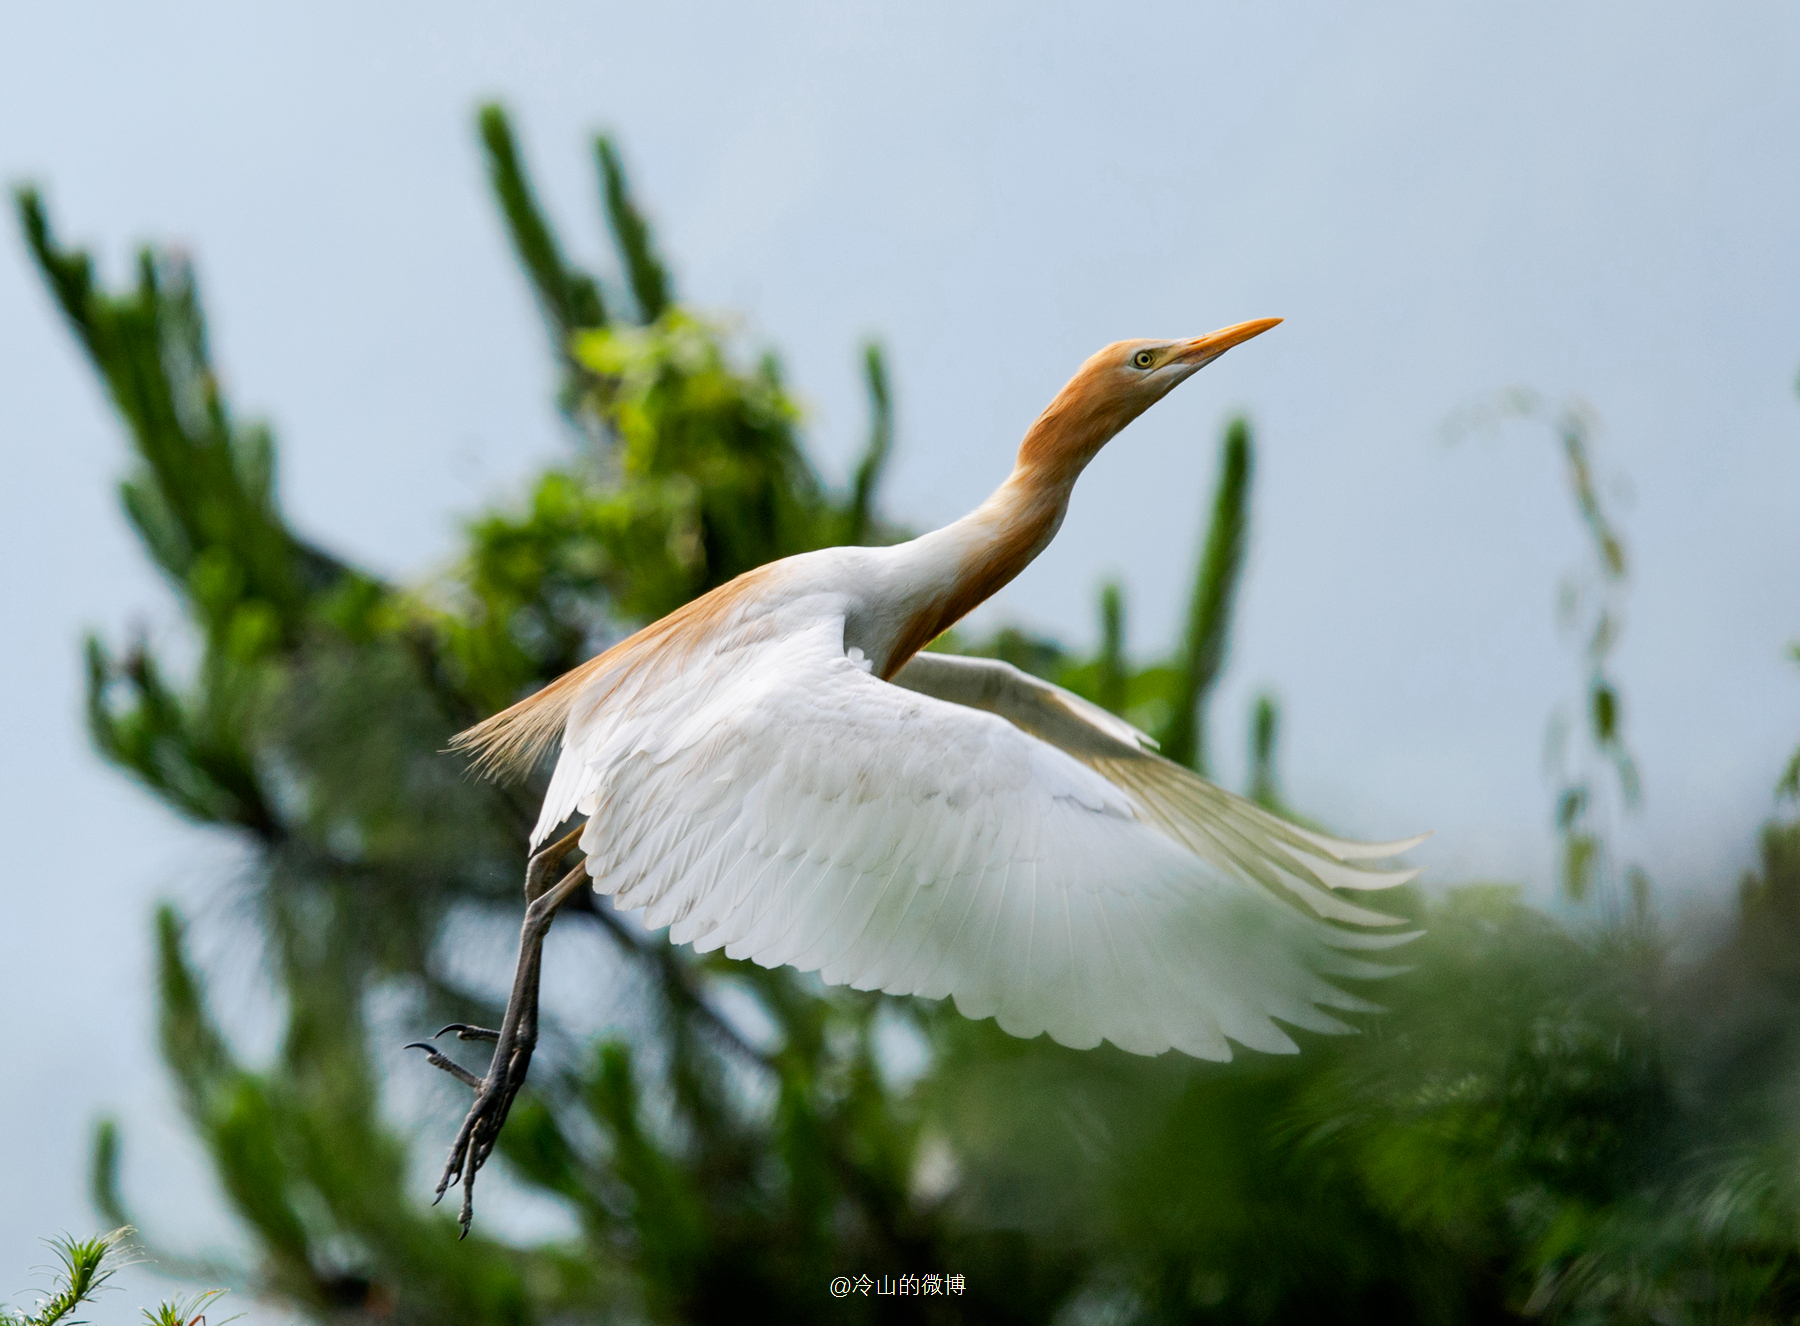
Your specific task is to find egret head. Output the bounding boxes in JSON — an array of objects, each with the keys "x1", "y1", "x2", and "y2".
[{"x1": 1020, "y1": 317, "x2": 1282, "y2": 475}]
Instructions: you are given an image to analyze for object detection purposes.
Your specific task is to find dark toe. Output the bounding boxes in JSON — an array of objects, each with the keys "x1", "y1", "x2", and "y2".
[{"x1": 407, "y1": 1042, "x2": 484, "y2": 1091}]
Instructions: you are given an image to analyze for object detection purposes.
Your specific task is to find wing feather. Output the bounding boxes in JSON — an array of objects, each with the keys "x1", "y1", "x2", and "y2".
[{"x1": 542, "y1": 602, "x2": 1425, "y2": 1059}]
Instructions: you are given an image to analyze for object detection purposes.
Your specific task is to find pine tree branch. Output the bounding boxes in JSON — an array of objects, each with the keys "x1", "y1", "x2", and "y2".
[
  {"x1": 1096, "y1": 580, "x2": 1127, "y2": 717},
  {"x1": 478, "y1": 103, "x2": 606, "y2": 342},
  {"x1": 846, "y1": 340, "x2": 893, "y2": 546},
  {"x1": 595, "y1": 134, "x2": 671, "y2": 323},
  {"x1": 1160, "y1": 416, "x2": 1253, "y2": 772}
]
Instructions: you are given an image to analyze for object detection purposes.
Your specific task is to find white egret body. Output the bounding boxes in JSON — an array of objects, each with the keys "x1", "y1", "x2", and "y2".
[{"x1": 418, "y1": 319, "x2": 1425, "y2": 1231}]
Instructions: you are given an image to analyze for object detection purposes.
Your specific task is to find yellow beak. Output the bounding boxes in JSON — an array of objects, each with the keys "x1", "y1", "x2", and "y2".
[{"x1": 1174, "y1": 316, "x2": 1283, "y2": 365}]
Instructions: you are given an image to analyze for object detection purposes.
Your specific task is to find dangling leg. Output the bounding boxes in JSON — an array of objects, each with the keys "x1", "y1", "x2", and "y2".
[
  {"x1": 407, "y1": 823, "x2": 587, "y2": 1236},
  {"x1": 411, "y1": 821, "x2": 583, "y2": 1058}
]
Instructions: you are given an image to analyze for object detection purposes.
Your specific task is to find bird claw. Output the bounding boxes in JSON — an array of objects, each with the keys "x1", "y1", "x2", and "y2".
[
  {"x1": 427, "y1": 1039, "x2": 534, "y2": 1238},
  {"x1": 404, "y1": 1025, "x2": 507, "y2": 1098},
  {"x1": 405, "y1": 1040, "x2": 484, "y2": 1092},
  {"x1": 408, "y1": 1023, "x2": 538, "y2": 1237}
]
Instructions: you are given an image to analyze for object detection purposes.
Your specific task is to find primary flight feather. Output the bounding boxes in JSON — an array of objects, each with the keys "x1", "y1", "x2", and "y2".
[{"x1": 417, "y1": 318, "x2": 1426, "y2": 1232}]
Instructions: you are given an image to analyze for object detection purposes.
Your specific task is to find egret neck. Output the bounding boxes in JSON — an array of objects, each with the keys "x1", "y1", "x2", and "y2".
[{"x1": 860, "y1": 316, "x2": 1282, "y2": 678}]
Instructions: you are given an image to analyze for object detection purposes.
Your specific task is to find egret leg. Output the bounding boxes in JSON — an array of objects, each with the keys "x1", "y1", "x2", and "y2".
[
  {"x1": 408, "y1": 825, "x2": 581, "y2": 1074},
  {"x1": 406, "y1": 824, "x2": 587, "y2": 1237},
  {"x1": 409, "y1": 823, "x2": 583, "y2": 1054}
]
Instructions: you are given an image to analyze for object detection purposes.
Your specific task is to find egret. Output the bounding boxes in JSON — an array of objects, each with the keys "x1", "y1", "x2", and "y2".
[{"x1": 411, "y1": 317, "x2": 1425, "y2": 1233}]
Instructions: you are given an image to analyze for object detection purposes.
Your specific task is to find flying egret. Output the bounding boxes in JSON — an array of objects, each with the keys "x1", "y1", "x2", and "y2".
[{"x1": 411, "y1": 317, "x2": 1425, "y2": 1233}]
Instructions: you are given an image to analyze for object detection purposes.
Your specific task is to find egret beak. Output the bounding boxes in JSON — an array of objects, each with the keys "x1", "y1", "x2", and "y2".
[{"x1": 1173, "y1": 317, "x2": 1283, "y2": 369}]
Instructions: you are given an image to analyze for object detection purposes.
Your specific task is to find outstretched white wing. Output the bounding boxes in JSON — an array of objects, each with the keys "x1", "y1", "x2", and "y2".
[{"x1": 543, "y1": 596, "x2": 1422, "y2": 1059}]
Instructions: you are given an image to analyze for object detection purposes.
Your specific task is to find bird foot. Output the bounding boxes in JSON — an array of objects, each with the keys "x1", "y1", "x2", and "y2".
[
  {"x1": 406, "y1": 1024, "x2": 536, "y2": 1236},
  {"x1": 405, "y1": 846, "x2": 586, "y2": 1239}
]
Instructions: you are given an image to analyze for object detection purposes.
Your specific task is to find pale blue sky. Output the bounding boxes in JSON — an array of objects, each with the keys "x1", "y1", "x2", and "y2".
[{"x1": 3, "y1": 0, "x2": 1798, "y2": 1300}]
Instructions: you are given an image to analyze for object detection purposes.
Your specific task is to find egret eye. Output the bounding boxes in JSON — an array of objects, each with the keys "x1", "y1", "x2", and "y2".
[{"x1": 1132, "y1": 350, "x2": 1155, "y2": 369}]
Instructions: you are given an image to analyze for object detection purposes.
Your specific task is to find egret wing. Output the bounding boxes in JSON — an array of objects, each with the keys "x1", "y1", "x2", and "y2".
[
  {"x1": 552, "y1": 605, "x2": 1418, "y2": 1058},
  {"x1": 891, "y1": 652, "x2": 1428, "y2": 928}
]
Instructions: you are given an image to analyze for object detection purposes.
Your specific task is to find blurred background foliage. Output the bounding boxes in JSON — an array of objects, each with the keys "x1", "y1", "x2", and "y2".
[{"x1": 13, "y1": 102, "x2": 1800, "y2": 1324}]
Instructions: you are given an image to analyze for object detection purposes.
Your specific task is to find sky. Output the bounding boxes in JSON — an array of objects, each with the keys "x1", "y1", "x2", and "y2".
[{"x1": 2, "y1": 0, "x2": 1798, "y2": 1308}]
